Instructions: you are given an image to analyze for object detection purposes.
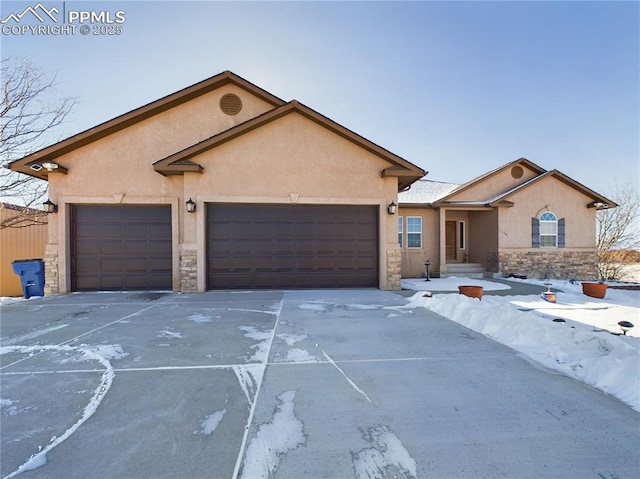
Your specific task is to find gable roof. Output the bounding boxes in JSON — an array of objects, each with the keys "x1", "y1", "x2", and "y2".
[
  {"x1": 153, "y1": 100, "x2": 426, "y2": 190},
  {"x1": 8, "y1": 71, "x2": 286, "y2": 180},
  {"x1": 400, "y1": 158, "x2": 616, "y2": 210},
  {"x1": 485, "y1": 169, "x2": 617, "y2": 209},
  {"x1": 435, "y1": 157, "x2": 546, "y2": 203}
]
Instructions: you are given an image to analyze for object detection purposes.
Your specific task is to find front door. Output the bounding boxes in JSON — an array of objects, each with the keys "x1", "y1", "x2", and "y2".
[{"x1": 445, "y1": 221, "x2": 456, "y2": 261}]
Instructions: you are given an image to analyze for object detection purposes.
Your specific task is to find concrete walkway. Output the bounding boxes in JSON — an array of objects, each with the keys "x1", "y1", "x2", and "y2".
[
  {"x1": 399, "y1": 276, "x2": 557, "y2": 297},
  {"x1": 1, "y1": 290, "x2": 638, "y2": 478}
]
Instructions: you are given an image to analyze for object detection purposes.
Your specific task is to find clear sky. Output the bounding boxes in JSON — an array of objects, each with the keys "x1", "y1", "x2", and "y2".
[{"x1": 2, "y1": 0, "x2": 638, "y2": 196}]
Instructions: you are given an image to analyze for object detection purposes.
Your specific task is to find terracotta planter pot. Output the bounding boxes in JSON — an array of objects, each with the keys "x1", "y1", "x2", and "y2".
[
  {"x1": 458, "y1": 285, "x2": 483, "y2": 300},
  {"x1": 581, "y1": 282, "x2": 607, "y2": 299}
]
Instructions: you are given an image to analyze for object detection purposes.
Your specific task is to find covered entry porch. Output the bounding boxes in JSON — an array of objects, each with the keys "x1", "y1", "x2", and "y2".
[{"x1": 437, "y1": 206, "x2": 498, "y2": 277}]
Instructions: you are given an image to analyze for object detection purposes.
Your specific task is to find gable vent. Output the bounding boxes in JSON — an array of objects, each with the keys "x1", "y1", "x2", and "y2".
[
  {"x1": 511, "y1": 165, "x2": 523, "y2": 179},
  {"x1": 220, "y1": 93, "x2": 242, "y2": 115}
]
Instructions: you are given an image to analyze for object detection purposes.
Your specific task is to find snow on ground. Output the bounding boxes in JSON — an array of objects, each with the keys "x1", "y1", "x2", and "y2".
[
  {"x1": 352, "y1": 425, "x2": 418, "y2": 479},
  {"x1": 402, "y1": 277, "x2": 511, "y2": 291},
  {"x1": 0, "y1": 344, "x2": 121, "y2": 478},
  {"x1": 403, "y1": 277, "x2": 640, "y2": 412},
  {"x1": 0, "y1": 297, "x2": 26, "y2": 305},
  {"x1": 239, "y1": 390, "x2": 306, "y2": 479},
  {"x1": 195, "y1": 408, "x2": 227, "y2": 435}
]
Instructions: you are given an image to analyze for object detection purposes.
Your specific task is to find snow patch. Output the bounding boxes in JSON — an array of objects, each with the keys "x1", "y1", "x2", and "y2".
[
  {"x1": 276, "y1": 333, "x2": 308, "y2": 346},
  {"x1": 0, "y1": 297, "x2": 25, "y2": 305},
  {"x1": 298, "y1": 302, "x2": 328, "y2": 312},
  {"x1": 0, "y1": 398, "x2": 22, "y2": 416},
  {"x1": 157, "y1": 329, "x2": 182, "y2": 340},
  {"x1": 84, "y1": 344, "x2": 128, "y2": 360},
  {"x1": 239, "y1": 326, "x2": 273, "y2": 363},
  {"x1": 352, "y1": 425, "x2": 417, "y2": 479},
  {"x1": 186, "y1": 313, "x2": 213, "y2": 323},
  {"x1": 346, "y1": 304, "x2": 381, "y2": 310},
  {"x1": 195, "y1": 409, "x2": 227, "y2": 435},
  {"x1": 240, "y1": 390, "x2": 306, "y2": 479},
  {"x1": 232, "y1": 364, "x2": 264, "y2": 406},
  {"x1": 278, "y1": 348, "x2": 321, "y2": 363}
]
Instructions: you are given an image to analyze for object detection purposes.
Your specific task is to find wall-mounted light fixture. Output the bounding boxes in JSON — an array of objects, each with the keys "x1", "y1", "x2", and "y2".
[
  {"x1": 43, "y1": 199, "x2": 57, "y2": 214},
  {"x1": 42, "y1": 161, "x2": 59, "y2": 171},
  {"x1": 186, "y1": 198, "x2": 196, "y2": 213},
  {"x1": 588, "y1": 201, "x2": 607, "y2": 208},
  {"x1": 29, "y1": 161, "x2": 68, "y2": 174},
  {"x1": 387, "y1": 201, "x2": 397, "y2": 215}
]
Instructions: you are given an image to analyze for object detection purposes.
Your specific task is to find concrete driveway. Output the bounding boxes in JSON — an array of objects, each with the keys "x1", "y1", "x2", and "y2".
[{"x1": 1, "y1": 289, "x2": 638, "y2": 479}]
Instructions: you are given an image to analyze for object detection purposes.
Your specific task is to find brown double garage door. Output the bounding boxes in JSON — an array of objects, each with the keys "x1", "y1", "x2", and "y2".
[{"x1": 72, "y1": 204, "x2": 378, "y2": 291}]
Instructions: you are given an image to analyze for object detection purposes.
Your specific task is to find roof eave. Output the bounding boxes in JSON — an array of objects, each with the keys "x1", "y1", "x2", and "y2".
[
  {"x1": 8, "y1": 71, "x2": 286, "y2": 180},
  {"x1": 154, "y1": 101, "x2": 427, "y2": 189}
]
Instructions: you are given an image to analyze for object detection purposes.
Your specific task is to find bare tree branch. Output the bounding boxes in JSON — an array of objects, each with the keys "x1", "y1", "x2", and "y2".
[
  {"x1": 0, "y1": 57, "x2": 77, "y2": 229},
  {"x1": 596, "y1": 182, "x2": 640, "y2": 281}
]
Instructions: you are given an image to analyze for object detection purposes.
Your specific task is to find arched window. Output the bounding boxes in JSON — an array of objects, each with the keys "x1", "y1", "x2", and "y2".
[{"x1": 539, "y1": 212, "x2": 558, "y2": 247}]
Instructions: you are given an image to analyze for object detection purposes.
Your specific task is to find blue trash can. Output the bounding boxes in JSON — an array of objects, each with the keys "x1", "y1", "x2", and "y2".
[{"x1": 11, "y1": 259, "x2": 45, "y2": 299}]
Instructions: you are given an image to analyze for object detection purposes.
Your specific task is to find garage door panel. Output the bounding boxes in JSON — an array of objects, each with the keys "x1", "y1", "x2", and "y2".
[
  {"x1": 150, "y1": 258, "x2": 172, "y2": 271},
  {"x1": 72, "y1": 205, "x2": 172, "y2": 291},
  {"x1": 124, "y1": 224, "x2": 147, "y2": 237},
  {"x1": 74, "y1": 258, "x2": 99, "y2": 273},
  {"x1": 99, "y1": 223, "x2": 123, "y2": 236},
  {"x1": 74, "y1": 240, "x2": 99, "y2": 255},
  {"x1": 101, "y1": 241, "x2": 124, "y2": 255},
  {"x1": 125, "y1": 258, "x2": 148, "y2": 271},
  {"x1": 149, "y1": 241, "x2": 172, "y2": 255},
  {"x1": 74, "y1": 223, "x2": 99, "y2": 237},
  {"x1": 150, "y1": 223, "x2": 172, "y2": 237},
  {"x1": 207, "y1": 204, "x2": 378, "y2": 289},
  {"x1": 125, "y1": 241, "x2": 147, "y2": 255},
  {"x1": 100, "y1": 208, "x2": 123, "y2": 220},
  {"x1": 101, "y1": 258, "x2": 124, "y2": 272},
  {"x1": 74, "y1": 274, "x2": 99, "y2": 289}
]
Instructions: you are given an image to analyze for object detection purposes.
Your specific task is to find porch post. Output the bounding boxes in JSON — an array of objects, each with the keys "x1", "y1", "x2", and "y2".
[{"x1": 439, "y1": 208, "x2": 447, "y2": 275}]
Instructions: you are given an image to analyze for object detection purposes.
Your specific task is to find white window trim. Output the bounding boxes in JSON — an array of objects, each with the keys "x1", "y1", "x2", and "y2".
[
  {"x1": 398, "y1": 215, "x2": 403, "y2": 248},
  {"x1": 407, "y1": 216, "x2": 422, "y2": 249}
]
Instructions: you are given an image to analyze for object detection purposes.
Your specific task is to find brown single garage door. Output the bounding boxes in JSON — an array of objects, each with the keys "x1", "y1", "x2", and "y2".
[
  {"x1": 207, "y1": 204, "x2": 378, "y2": 289},
  {"x1": 71, "y1": 205, "x2": 172, "y2": 291}
]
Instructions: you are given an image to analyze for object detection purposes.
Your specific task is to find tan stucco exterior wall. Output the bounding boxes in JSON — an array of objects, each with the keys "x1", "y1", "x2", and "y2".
[
  {"x1": 447, "y1": 164, "x2": 539, "y2": 202},
  {"x1": 398, "y1": 207, "x2": 439, "y2": 278},
  {"x1": 498, "y1": 176, "x2": 597, "y2": 249},
  {"x1": 44, "y1": 88, "x2": 402, "y2": 292}
]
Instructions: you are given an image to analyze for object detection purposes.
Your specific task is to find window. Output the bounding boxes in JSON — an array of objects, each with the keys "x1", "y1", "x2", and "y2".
[
  {"x1": 539, "y1": 212, "x2": 557, "y2": 247},
  {"x1": 459, "y1": 221, "x2": 465, "y2": 249},
  {"x1": 397, "y1": 216, "x2": 403, "y2": 247},
  {"x1": 407, "y1": 216, "x2": 422, "y2": 248}
]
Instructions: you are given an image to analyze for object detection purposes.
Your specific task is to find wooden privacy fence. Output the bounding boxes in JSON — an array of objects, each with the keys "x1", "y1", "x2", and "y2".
[{"x1": 0, "y1": 204, "x2": 47, "y2": 297}]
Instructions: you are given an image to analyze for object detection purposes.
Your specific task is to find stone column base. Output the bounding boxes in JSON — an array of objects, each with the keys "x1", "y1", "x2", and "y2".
[
  {"x1": 44, "y1": 247, "x2": 59, "y2": 295},
  {"x1": 180, "y1": 249, "x2": 198, "y2": 293},
  {"x1": 386, "y1": 249, "x2": 402, "y2": 290}
]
